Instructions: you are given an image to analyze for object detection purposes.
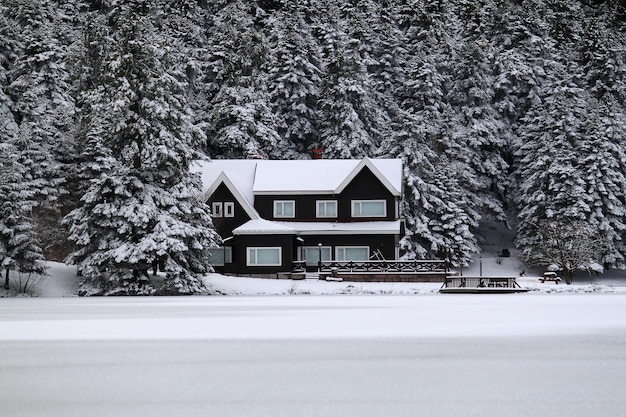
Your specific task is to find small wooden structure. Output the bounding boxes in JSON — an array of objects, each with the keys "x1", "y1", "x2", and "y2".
[{"x1": 440, "y1": 276, "x2": 528, "y2": 294}]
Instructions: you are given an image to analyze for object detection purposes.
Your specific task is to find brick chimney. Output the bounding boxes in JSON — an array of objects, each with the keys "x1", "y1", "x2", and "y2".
[{"x1": 312, "y1": 148, "x2": 324, "y2": 159}]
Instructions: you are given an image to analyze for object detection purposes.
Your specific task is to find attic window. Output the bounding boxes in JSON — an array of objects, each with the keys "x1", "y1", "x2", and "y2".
[
  {"x1": 274, "y1": 201, "x2": 295, "y2": 218},
  {"x1": 212, "y1": 202, "x2": 223, "y2": 218},
  {"x1": 225, "y1": 202, "x2": 235, "y2": 217},
  {"x1": 351, "y1": 200, "x2": 386, "y2": 217}
]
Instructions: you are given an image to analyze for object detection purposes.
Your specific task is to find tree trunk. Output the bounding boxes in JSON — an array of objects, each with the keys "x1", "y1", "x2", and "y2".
[
  {"x1": 564, "y1": 267, "x2": 573, "y2": 285},
  {"x1": 4, "y1": 267, "x2": 10, "y2": 290}
]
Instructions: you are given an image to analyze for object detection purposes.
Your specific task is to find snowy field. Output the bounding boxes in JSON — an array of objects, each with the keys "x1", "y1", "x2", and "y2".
[
  {"x1": 2, "y1": 259, "x2": 626, "y2": 417},
  {"x1": 2, "y1": 260, "x2": 626, "y2": 417}
]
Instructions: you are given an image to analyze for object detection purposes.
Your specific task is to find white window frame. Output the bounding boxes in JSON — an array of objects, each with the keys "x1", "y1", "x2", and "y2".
[
  {"x1": 274, "y1": 200, "x2": 295, "y2": 218},
  {"x1": 301, "y1": 246, "x2": 332, "y2": 263},
  {"x1": 351, "y1": 200, "x2": 387, "y2": 218},
  {"x1": 212, "y1": 202, "x2": 223, "y2": 218},
  {"x1": 316, "y1": 200, "x2": 338, "y2": 218},
  {"x1": 208, "y1": 246, "x2": 233, "y2": 266},
  {"x1": 224, "y1": 202, "x2": 235, "y2": 218},
  {"x1": 335, "y1": 246, "x2": 370, "y2": 261},
  {"x1": 247, "y1": 247, "x2": 282, "y2": 266}
]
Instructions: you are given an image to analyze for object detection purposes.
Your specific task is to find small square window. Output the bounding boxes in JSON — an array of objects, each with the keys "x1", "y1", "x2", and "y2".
[
  {"x1": 274, "y1": 201, "x2": 295, "y2": 218},
  {"x1": 316, "y1": 201, "x2": 337, "y2": 218},
  {"x1": 212, "y1": 202, "x2": 223, "y2": 218}
]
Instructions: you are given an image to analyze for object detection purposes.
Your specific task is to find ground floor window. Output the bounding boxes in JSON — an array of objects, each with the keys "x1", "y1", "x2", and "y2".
[
  {"x1": 247, "y1": 247, "x2": 282, "y2": 266},
  {"x1": 335, "y1": 246, "x2": 370, "y2": 261},
  {"x1": 301, "y1": 246, "x2": 332, "y2": 263},
  {"x1": 208, "y1": 247, "x2": 232, "y2": 266}
]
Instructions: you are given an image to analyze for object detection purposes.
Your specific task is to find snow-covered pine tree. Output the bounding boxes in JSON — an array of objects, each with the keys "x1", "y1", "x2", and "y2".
[
  {"x1": 576, "y1": 95, "x2": 626, "y2": 269},
  {"x1": 316, "y1": 6, "x2": 385, "y2": 159},
  {"x1": 448, "y1": 1, "x2": 510, "y2": 221},
  {"x1": 0, "y1": 2, "x2": 20, "y2": 77},
  {"x1": 202, "y1": 1, "x2": 280, "y2": 159},
  {"x1": 4, "y1": 0, "x2": 79, "y2": 260},
  {"x1": 0, "y1": 95, "x2": 46, "y2": 290},
  {"x1": 380, "y1": 0, "x2": 479, "y2": 266},
  {"x1": 514, "y1": 80, "x2": 595, "y2": 279},
  {"x1": 580, "y1": 8, "x2": 626, "y2": 105},
  {"x1": 266, "y1": 6, "x2": 323, "y2": 158},
  {"x1": 64, "y1": 1, "x2": 220, "y2": 296}
]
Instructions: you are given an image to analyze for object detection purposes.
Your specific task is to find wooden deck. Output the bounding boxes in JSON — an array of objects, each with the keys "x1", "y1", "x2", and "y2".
[{"x1": 439, "y1": 276, "x2": 528, "y2": 294}]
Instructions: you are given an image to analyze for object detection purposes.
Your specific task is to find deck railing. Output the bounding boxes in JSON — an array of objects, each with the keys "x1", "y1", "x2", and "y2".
[{"x1": 292, "y1": 259, "x2": 448, "y2": 274}]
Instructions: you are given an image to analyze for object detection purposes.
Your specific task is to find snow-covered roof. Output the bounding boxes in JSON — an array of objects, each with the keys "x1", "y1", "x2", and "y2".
[
  {"x1": 253, "y1": 157, "x2": 402, "y2": 196},
  {"x1": 193, "y1": 157, "x2": 402, "y2": 202},
  {"x1": 191, "y1": 160, "x2": 260, "y2": 219},
  {"x1": 233, "y1": 220, "x2": 402, "y2": 235}
]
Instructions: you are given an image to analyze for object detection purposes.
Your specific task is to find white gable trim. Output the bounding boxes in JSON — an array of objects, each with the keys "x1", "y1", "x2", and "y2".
[
  {"x1": 334, "y1": 157, "x2": 401, "y2": 197},
  {"x1": 204, "y1": 172, "x2": 259, "y2": 220}
]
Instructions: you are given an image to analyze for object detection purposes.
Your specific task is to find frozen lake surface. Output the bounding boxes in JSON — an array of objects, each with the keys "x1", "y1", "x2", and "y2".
[{"x1": 1, "y1": 294, "x2": 626, "y2": 417}]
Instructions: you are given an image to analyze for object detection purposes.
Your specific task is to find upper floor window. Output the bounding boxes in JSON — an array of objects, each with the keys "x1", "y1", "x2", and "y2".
[
  {"x1": 212, "y1": 202, "x2": 223, "y2": 218},
  {"x1": 274, "y1": 200, "x2": 295, "y2": 218},
  {"x1": 225, "y1": 202, "x2": 235, "y2": 217},
  {"x1": 316, "y1": 200, "x2": 337, "y2": 218},
  {"x1": 351, "y1": 200, "x2": 386, "y2": 217}
]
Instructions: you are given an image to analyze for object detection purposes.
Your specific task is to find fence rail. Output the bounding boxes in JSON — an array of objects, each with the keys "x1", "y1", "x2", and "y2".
[{"x1": 292, "y1": 259, "x2": 448, "y2": 274}]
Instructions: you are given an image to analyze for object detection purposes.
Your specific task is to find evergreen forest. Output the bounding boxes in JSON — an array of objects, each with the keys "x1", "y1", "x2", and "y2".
[{"x1": 1, "y1": 0, "x2": 626, "y2": 293}]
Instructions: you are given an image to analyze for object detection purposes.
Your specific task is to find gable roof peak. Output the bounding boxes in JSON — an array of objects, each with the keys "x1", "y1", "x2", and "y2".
[{"x1": 335, "y1": 157, "x2": 401, "y2": 197}]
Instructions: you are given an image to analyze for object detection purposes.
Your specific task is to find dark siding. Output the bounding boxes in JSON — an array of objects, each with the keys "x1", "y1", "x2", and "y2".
[
  {"x1": 207, "y1": 182, "x2": 251, "y2": 238},
  {"x1": 224, "y1": 232, "x2": 399, "y2": 275},
  {"x1": 255, "y1": 193, "x2": 338, "y2": 221},
  {"x1": 297, "y1": 234, "x2": 398, "y2": 261},
  {"x1": 254, "y1": 166, "x2": 398, "y2": 222},
  {"x1": 230, "y1": 234, "x2": 295, "y2": 274},
  {"x1": 338, "y1": 167, "x2": 397, "y2": 221}
]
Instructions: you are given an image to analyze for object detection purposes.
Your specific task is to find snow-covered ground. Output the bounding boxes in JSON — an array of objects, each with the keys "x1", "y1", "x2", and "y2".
[
  {"x1": 1, "y1": 294, "x2": 626, "y2": 417},
  {"x1": 2, "y1": 248, "x2": 626, "y2": 417},
  {"x1": 20, "y1": 256, "x2": 626, "y2": 298}
]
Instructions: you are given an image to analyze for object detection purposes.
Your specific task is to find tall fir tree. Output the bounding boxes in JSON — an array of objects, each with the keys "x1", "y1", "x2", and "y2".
[
  {"x1": 316, "y1": 5, "x2": 385, "y2": 159},
  {"x1": 514, "y1": 82, "x2": 593, "y2": 272},
  {"x1": 203, "y1": 0, "x2": 280, "y2": 159},
  {"x1": 64, "y1": 2, "x2": 219, "y2": 295},
  {"x1": 0, "y1": 116, "x2": 46, "y2": 289},
  {"x1": 266, "y1": 6, "x2": 323, "y2": 158},
  {"x1": 576, "y1": 95, "x2": 626, "y2": 269}
]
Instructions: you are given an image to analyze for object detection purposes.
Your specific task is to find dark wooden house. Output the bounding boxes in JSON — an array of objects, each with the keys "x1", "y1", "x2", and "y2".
[{"x1": 194, "y1": 158, "x2": 404, "y2": 277}]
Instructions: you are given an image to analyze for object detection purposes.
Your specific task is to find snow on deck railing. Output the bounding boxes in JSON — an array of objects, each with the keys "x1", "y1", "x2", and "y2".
[{"x1": 292, "y1": 259, "x2": 448, "y2": 274}]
